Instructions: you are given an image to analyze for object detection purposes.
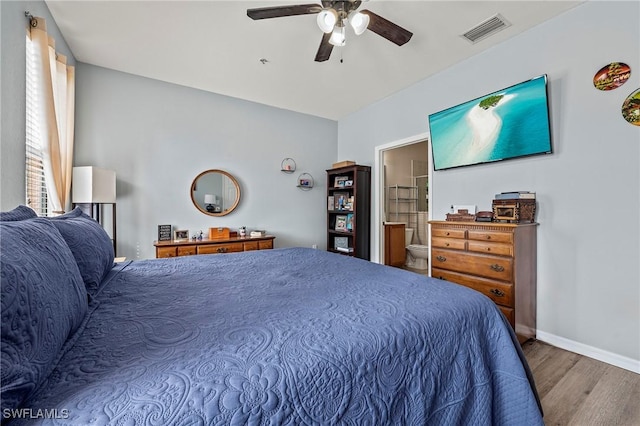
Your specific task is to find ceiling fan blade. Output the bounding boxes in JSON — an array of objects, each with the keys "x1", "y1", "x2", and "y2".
[
  {"x1": 360, "y1": 10, "x2": 413, "y2": 46},
  {"x1": 314, "y1": 33, "x2": 333, "y2": 62},
  {"x1": 247, "y1": 4, "x2": 322, "y2": 20}
]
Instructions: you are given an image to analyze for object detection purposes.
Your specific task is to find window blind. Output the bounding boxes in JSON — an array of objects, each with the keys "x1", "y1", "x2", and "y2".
[{"x1": 25, "y1": 34, "x2": 48, "y2": 216}]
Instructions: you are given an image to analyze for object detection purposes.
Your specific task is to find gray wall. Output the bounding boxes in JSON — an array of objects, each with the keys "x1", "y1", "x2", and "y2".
[
  {"x1": 338, "y1": 1, "x2": 639, "y2": 364},
  {"x1": 0, "y1": 0, "x2": 75, "y2": 209},
  {"x1": 74, "y1": 64, "x2": 337, "y2": 259}
]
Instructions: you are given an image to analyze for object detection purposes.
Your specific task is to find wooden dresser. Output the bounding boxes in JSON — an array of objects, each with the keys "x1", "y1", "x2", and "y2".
[
  {"x1": 429, "y1": 221, "x2": 537, "y2": 342},
  {"x1": 154, "y1": 235, "x2": 275, "y2": 258}
]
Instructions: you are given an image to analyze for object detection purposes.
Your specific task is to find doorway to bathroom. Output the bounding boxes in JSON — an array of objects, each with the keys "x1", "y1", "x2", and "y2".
[{"x1": 377, "y1": 135, "x2": 430, "y2": 274}]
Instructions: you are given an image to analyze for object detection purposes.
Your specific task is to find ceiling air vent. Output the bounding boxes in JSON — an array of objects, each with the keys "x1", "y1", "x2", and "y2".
[{"x1": 462, "y1": 14, "x2": 511, "y2": 44}]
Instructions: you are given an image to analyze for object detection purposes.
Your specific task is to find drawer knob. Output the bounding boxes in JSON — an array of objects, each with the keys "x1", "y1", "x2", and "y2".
[
  {"x1": 486, "y1": 235, "x2": 491, "y2": 240},
  {"x1": 445, "y1": 243, "x2": 450, "y2": 247},
  {"x1": 490, "y1": 288, "x2": 505, "y2": 297},
  {"x1": 445, "y1": 232, "x2": 450, "y2": 236},
  {"x1": 436, "y1": 255, "x2": 447, "y2": 262},
  {"x1": 490, "y1": 264, "x2": 505, "y2": 272},
  {"x1": 217, "y1": 247, "x2": 228, "y2": 253}
]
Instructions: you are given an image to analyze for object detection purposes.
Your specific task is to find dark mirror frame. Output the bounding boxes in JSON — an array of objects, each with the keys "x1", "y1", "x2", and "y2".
[{"x1": 190, "y1": 169, "x2": 241, "y2": 217}]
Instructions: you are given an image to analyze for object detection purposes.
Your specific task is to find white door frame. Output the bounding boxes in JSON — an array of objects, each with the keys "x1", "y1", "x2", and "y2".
[{"x1": 372, "y1": 132, "x2": 431, "y2": 264}]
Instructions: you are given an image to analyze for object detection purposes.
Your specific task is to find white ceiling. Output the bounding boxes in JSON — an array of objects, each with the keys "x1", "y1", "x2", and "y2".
[{"x1": 45, "y1": 1, "x2": 582, "y2": 120}]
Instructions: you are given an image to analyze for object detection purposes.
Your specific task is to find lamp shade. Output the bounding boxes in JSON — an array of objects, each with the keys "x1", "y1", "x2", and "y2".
[
  {"x1": 348, "y1": 11, "x2": 369, "y2": 35},
  {"x1": 204, "y1": 194, "x2": 215, "y2": 204},
  {"x1": 317, "y1": 8, "x2": 338, "y2": 33},
  {"x1": 329, "y1": 26, "x2": 346, "y2": 46},
  {"x1": 72, "y1": 166, "x2": 116, "y2": 203}
]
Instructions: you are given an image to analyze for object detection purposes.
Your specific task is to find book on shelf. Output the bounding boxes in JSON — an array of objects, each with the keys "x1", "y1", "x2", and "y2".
[
  {"x1": 327, "y1": 196, "x2": 334, "y2": 210},
  {"x1": 494, "y1": 191, "x2": 536, "y2": 200},
  {"x1": 336, "y1": 246, "x2": 354, "y2": 253}
]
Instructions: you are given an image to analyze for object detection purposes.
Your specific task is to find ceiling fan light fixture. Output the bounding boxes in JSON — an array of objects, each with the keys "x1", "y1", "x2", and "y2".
[
  {"x1": 317, "y1": 8, "x2": 338, "y2": 33},
  {"x1": 329, "y1": 25, "x2": 346, "y2": 46},
  {"x1": 348, "y1": 11, "x2": 369, "y2": 35}
]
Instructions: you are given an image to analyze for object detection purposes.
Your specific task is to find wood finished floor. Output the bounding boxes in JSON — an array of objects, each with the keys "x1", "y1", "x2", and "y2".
[{"x1": 522, "y1": 340, "x2": 640, "y2": 425}]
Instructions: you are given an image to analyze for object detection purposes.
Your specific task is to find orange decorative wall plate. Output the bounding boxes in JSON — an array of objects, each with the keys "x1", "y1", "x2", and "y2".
[{"x1": 593, "y1": 62, "x2": 631, "y2": 91}]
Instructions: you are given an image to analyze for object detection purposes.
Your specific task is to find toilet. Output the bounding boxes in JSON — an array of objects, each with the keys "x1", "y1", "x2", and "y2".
[{"x1": 405, "y1": 228, "x2": 429, "y2": 270}]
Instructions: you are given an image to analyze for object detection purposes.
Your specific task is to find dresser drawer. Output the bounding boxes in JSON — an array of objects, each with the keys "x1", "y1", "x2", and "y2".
[
  {"x1": 499, "y1": 306, "x2": 515, "y2": 329},
  {"x1": 243, "y1": 241, "x2": 259, "y2": 251},
  {"x1": 177, "y1": 245, "x2": 197, "y2": 256},
  {"x1": 467, "y1": 241, "x2": 513, "y2": 257},
  {"x1": 432, "y1": 267, "x2": 514, "y2": 308},
  {"x1": 156, "y1": 247, "x2": 177, "y2": 258},
  {"x1": 197, "y1": 242, "x2": 244, "y2": 255},
  {"x1": 432, "y1": 228, "x2": 466, "y2": 239},
  {"x1": 467, "y1": 230, "x2": 513, "y2": 244},
  {"x1": 258, "y1": 239, "x2": 273, "y2": 249},
  {"x1": 431, "y1": 248, "x2": 513, "y2": 281},
  {"x1": 432, "y1": 237, "x2": 466, "y2": 250}
]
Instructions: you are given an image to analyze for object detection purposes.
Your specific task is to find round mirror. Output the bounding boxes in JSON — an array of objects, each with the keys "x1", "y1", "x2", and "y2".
[{"x1": 190, "y1": 169, "x2": 241, "y2": 217}]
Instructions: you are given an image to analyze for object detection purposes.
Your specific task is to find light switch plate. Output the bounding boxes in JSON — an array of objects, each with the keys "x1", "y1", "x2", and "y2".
[{"x1": 453, "y1": 204, "x2": 476, "y2": 214}]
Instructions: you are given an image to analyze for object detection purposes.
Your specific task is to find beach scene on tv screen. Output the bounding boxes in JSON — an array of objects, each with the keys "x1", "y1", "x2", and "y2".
[{"x1": 429, "y1": 76, "x2": 551, "y2": 170}]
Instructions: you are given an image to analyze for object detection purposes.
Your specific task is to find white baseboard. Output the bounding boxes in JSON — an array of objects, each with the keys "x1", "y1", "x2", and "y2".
[{"x1": 536, "y1": 331, "x2": 640, "y2": 374}]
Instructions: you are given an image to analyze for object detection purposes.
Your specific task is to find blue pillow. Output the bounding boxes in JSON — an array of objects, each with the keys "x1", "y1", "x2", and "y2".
[
  {"x1": 0, "y1": 205, "x2": 37, "y2": 221},
  {"x1": 1, "y1": 219, "x2": 88, "y2": 410},
  {"x1": 48, "y1": 208, "x2": 115, "y2": 294}
]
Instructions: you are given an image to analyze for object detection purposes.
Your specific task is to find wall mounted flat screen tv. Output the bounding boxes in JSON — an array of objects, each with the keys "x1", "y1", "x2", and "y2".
[{"x1": 429, "y1": 74, "x2": 552, "y2": 171}]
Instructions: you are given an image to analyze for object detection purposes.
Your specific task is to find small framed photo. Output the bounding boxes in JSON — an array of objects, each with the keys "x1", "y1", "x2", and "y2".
[
  {"x1": 335, "y1": 215, "x2": 348, "y2": 231},
  {"x1": 333, "y1": 192, "x2": 349, "y2": 210},
  {"x1": 334, "y1": 176, "x2": 349, "y2": 188},
  {"x1": 344, "y1": 180, "x2": 353, "y2": 187},
  {"x1": 174, "y1": 229, "x2": 189, "y2": 241},
  {"x1": 334, "y1": 236, "x2": 349, "y2": 249}
]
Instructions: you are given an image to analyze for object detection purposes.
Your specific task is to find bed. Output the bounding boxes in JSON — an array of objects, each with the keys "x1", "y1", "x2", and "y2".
[{"x1": 1, "y1": 206, "x2": 543, "y2": 425}]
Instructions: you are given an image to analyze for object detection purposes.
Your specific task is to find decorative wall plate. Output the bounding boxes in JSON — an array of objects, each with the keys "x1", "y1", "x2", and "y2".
[
  {"x1": 621, "y1": 88, "x2": 640, "y2": 126},
  {"x1": 593, "y1": 62, "x2": 631, "y2": 91}
]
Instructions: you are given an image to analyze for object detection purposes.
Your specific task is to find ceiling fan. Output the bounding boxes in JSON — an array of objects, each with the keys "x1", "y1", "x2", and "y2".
[{"x1": 247, "y1": 1, "x2": 413, "y2": 62}]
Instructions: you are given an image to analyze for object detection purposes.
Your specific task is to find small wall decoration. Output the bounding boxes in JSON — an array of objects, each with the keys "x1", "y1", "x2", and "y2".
[
  {"x1": 621, "y1": 88, "x2": 640, "y2": 126},
  {"x1": 297, "y1": 173, "x2": 314, "y2": 190},
  {"x1": 280, "y1": 158, "x2": 296, "y2": 173},
  {"x1": 593, "y1": 62, "x2": 631, "y2": 91}
]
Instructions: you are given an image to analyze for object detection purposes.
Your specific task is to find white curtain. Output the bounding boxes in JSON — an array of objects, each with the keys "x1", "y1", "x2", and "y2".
[{"x1": 28, "y1": 16, "x2": 75, "y2": 214}]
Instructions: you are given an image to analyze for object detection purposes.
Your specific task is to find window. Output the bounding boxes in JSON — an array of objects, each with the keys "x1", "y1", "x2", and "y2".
[{"x1": 25, "y1": 34, "x2": 48, "y2": 216}]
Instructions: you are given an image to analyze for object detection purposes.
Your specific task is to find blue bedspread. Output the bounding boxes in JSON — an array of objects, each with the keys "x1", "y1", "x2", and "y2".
[{"x1": 9, "y1": 248, "x2": 542, "y2": 425}]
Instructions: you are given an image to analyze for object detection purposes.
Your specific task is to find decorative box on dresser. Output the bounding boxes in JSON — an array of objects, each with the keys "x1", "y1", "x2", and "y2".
[
  {"x1": 429, "y1": 221, "x2": 537, "y2": 343},
  {"x1": 154, "y1": 235, "x2": 275, "y2": 258}
]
